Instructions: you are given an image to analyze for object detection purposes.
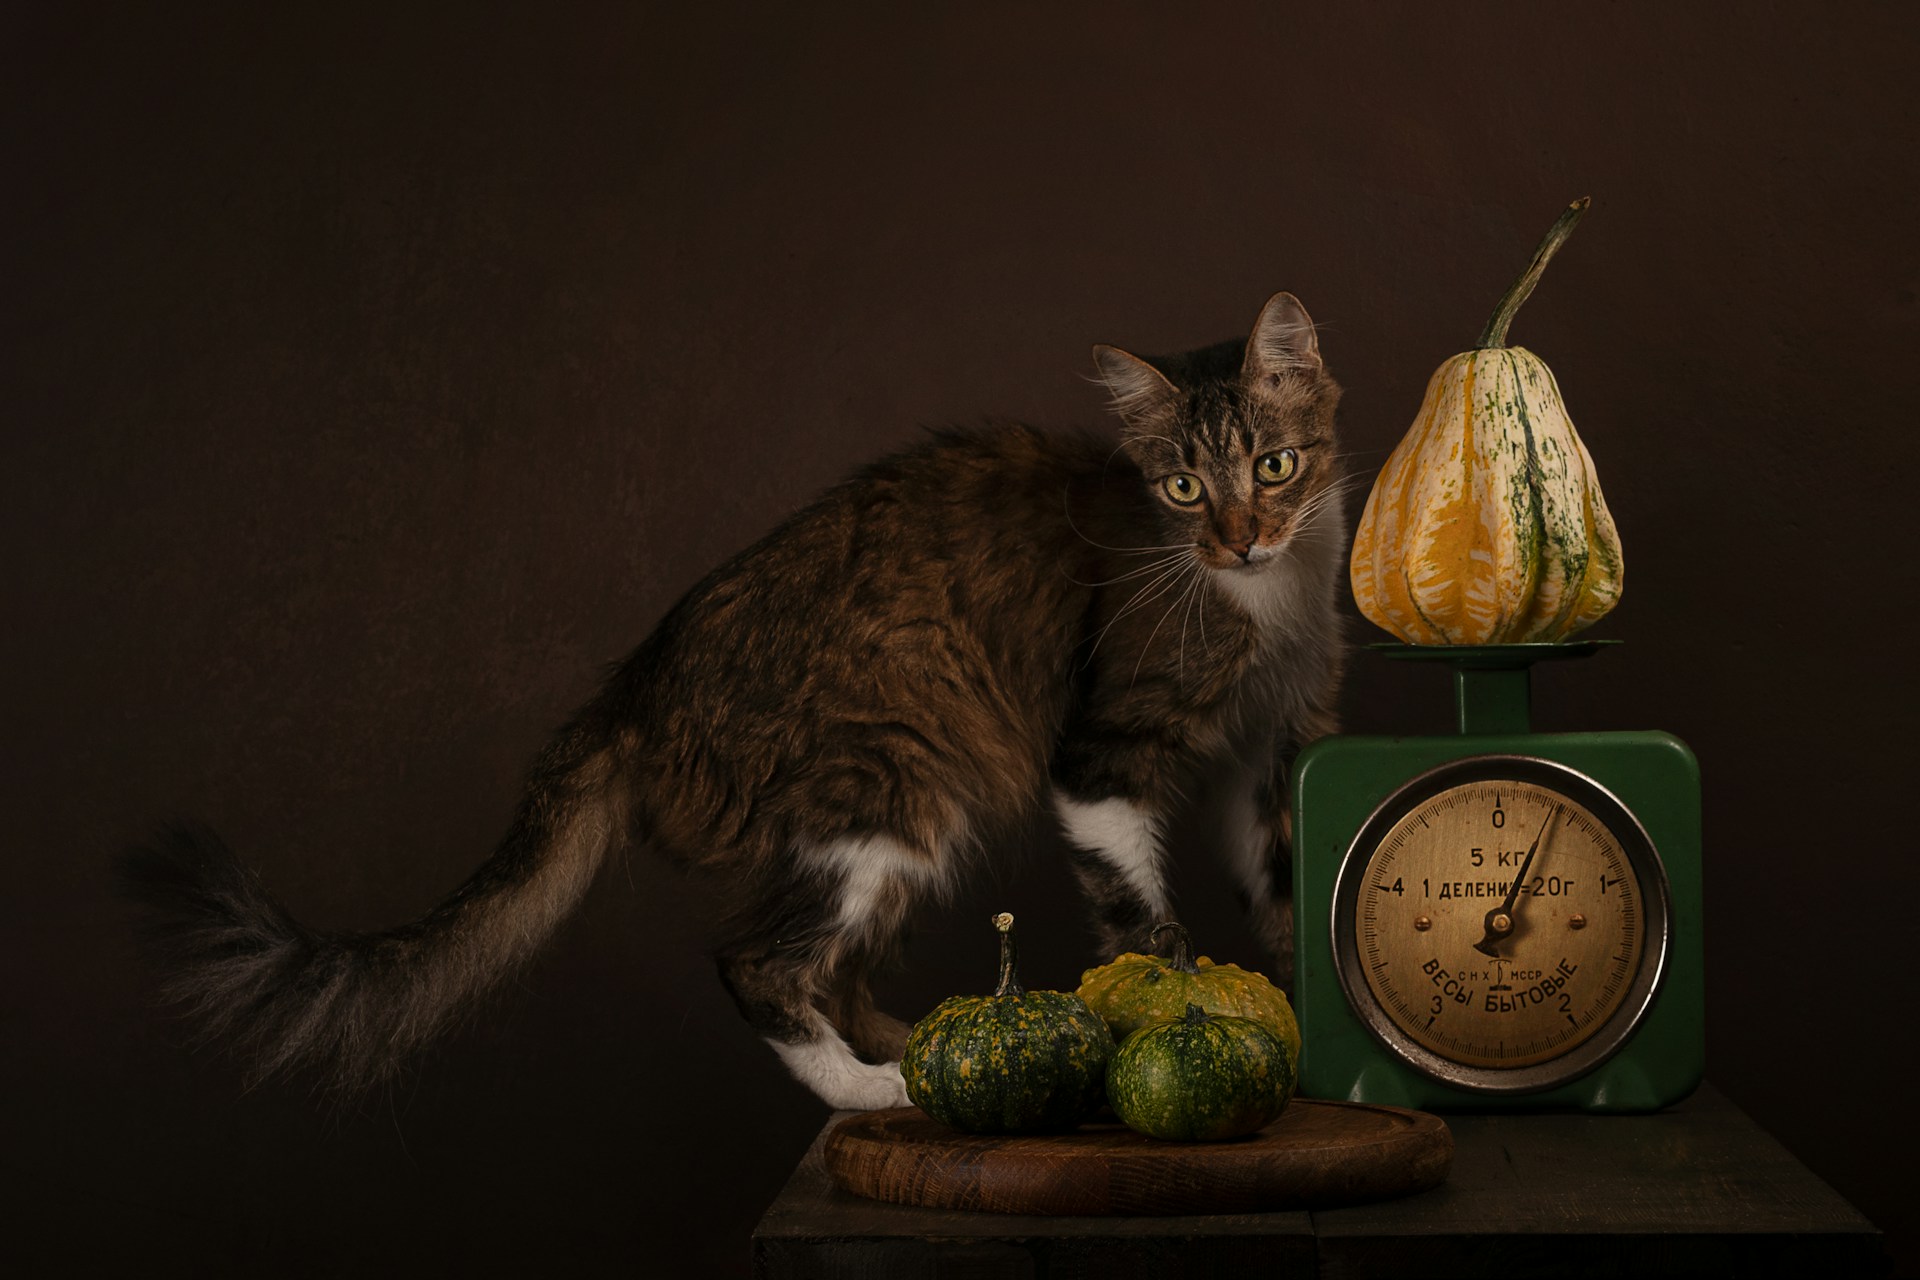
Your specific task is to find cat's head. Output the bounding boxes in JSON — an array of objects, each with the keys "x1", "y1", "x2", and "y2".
[{"x1": 1093, "y1": 293, "x2": 1344, "y2": 575}]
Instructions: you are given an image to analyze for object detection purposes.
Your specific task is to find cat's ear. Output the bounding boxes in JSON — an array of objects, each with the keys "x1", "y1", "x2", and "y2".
[
  {"x1": 1091, "y1": 344, "x2": 1178, "y2": 425},
  {"x1": 1242, "y1": 292, "x2": 1322, "y2": 383}
]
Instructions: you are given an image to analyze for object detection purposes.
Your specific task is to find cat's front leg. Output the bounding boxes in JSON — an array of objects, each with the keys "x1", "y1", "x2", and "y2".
[
  {"x1": 1222, "y1": 714, "x2": 1337, "y2": 988},
  {"x1": 1051, "y1": 788, "x2": 1173, "y2": 960},
  {"x1": 1219, "y1": 755, "x2": 1296, "y2": 987}
]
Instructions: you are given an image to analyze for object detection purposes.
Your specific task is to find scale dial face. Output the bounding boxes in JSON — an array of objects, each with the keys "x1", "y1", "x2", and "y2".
[{"x1": 1331, "y1": 756, "x2": 1672, "y2": 1094}]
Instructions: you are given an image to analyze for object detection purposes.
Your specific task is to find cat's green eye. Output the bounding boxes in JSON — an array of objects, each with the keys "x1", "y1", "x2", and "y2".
[
  {"x1": 1162, "y1": 473, "x2": 1204, "y2": 505},
  {"x1": 1255, "y1": 450, "x2": 1298, "y2": 484}
]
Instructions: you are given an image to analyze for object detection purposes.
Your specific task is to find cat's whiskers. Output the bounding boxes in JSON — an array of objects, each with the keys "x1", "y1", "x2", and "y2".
[
  {"x1": 1308, "y1": 467, "x2": 1371, "y2": 499},
  {"x1": 1060, "y1": 485, "x2": 1190, "y2": 557},
  {"x1": 1288, "y1": 472, "x2": 1369, "y2": 537},
  {"x1": 1066, "y1": 550, "x2": 1193, "y2": 589},
  {"x1": 1198, "y1": 560, "x2": 1210, "y2": 647},
  {"x1": 1310, "y1": 479, "x2": 1369, "y2": 526},
  {"x1": 1176, "y1": 558, "x2": 1212, "y2": 682},
  {"x1": 1102, "y1": 441, "x2": 1136, "y2": 472},
  {"x1": 1133, "y1": 559, "x2": 1208, "y2": 689},
  {"x1": 1227, "y1": 475, "x2": 1358, "y2": 572},
  {"x1": 1080, "y1": 554, "x2": 1198, "y2": 668},
  {"x1": 1107, "y1": 557, "x2": 1194, "y2": 625}
]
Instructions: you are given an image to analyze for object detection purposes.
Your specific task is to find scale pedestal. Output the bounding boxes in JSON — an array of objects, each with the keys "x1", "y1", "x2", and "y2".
[{"x1": 1291, "y1": 643, "x2": 1704, "y2": 1113}]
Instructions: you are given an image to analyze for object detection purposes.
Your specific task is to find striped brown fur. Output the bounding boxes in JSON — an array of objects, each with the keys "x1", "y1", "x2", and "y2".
[{"x1": 120, "y1": 293, "x2": 1348, "y2": 1109}]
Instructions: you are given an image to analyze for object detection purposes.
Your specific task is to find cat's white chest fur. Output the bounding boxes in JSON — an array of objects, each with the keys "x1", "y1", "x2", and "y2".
[
  {"x1": 1214, "y1": 511, "x2": 1346, "y2": 649},
  {"x1": 1214, "y1": 554, "x2": 1318, "y2": 639},
  {"x1": 1208, "y1": 515, "x2": 1346, "y2": 739}
]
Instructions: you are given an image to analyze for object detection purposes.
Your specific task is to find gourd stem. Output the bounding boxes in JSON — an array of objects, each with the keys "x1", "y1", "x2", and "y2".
[
  {"x1": 1149, "y1": 921, "x2": 1202, "y2": 975},
  {"x1": 1475, "y1": 197, "x2": 1590, "y2": 350},
  {"x1": 992, "y1": 911, "x2": 1024, "y2": 998}
]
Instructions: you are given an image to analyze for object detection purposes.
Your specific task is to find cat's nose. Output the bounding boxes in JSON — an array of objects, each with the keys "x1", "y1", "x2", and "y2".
[{"x1": 1217, "y1": 513, "x2": 1257, "y2": 561}]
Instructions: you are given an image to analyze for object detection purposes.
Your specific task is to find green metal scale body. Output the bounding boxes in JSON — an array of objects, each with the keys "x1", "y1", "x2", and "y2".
[{"x1": 1291, "y1": 643, "x2": 1703, "y2": 1112}]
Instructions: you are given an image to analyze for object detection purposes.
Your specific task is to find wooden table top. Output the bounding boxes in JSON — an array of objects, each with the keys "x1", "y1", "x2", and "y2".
[{"x1": 752, "y1": 1083, "x2": 1886, "y2": 1278}]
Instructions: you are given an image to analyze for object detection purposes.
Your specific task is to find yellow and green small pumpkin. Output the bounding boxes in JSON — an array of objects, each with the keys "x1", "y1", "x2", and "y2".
[
  {"x1": 1107, "y1": 1003, "x2": 1295, "y2": 1141},
  {"x1": 1077, "y1": 921, "x2": 1301, "y2": 1065},
  {"x1": 902, "y1": 913, "x2": 1115, "y2": 1134}
]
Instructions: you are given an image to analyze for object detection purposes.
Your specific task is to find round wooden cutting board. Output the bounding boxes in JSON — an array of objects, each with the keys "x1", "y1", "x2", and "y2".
[{"x1": 823, "y1": 1099, "x2": 1452, "y2": 1216}]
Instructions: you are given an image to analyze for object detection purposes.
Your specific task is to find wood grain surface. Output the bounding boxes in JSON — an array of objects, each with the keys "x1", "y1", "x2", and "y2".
[{"x1": 822, "y1": 1099, "x2": 1453, "y2": 1216}]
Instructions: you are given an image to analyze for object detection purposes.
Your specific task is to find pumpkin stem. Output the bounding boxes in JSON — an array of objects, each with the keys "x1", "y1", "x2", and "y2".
[
  {"x1": 1149, "y1": 921, "x2": 1203, "y2": 976},
  {"x1": 992, "y1": 911, "x2": 1024, "y2": 999},
  {"x1": 1475, "y1": 197, "x2": 1589, "y2": 351},
  {"x1": 1182, "y1": 1002, "x2": 1209, "y2": 1026}
]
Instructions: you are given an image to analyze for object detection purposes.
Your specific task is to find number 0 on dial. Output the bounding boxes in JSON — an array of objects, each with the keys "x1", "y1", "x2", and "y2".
[{"x1": 1331, "y1": 756, "x2": 1673, "y2": 1095}]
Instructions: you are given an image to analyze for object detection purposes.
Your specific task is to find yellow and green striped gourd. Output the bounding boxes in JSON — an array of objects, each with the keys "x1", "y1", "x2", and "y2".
[{"x1": 1349, "y1": 198, "x2": 1624, "y2": 645}]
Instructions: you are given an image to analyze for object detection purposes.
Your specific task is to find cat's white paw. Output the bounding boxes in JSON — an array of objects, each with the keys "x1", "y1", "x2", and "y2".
[
  {"x1": 808, "y1": 1059, "x2": 908, "y2": 1111},
  {"x1": 768, "y1": 1036, "x2": 911, "y2": 1110},
  {"x1": 838, "y1": 1062, "x2": 911, "y2": 1112}
]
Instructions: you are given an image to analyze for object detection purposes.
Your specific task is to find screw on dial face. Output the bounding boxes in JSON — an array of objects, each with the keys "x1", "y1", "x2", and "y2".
[{"x1": 1332, "y1": 757, "x2": 1672, "y2": 1092}]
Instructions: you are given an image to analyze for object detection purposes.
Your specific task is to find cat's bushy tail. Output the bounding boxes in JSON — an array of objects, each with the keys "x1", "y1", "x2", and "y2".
[{"x1": 117, "y1": 719, "x2": 625, "y2": 1093}]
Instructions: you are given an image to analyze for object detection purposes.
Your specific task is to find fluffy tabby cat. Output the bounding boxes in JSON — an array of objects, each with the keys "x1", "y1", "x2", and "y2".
[{"x1": 121, "y1": 293, "x2": 1348, "y2": 1110}]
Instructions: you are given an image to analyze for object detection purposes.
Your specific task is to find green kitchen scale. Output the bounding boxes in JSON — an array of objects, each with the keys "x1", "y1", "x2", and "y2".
[{"x1": 1290, "y1": 641, "x2": 1703, "y2": 1113}]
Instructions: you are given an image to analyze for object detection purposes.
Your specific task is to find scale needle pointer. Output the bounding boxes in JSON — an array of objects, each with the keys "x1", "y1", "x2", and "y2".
[{"x1": 1474, "y1": 806, "x2": 1559, "y2": 958}]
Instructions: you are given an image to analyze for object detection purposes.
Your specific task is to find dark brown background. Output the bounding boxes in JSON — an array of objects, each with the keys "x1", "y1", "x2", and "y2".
[{"x1": 6, "y1": 3, "x2": 1916, "y2": 1276}]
